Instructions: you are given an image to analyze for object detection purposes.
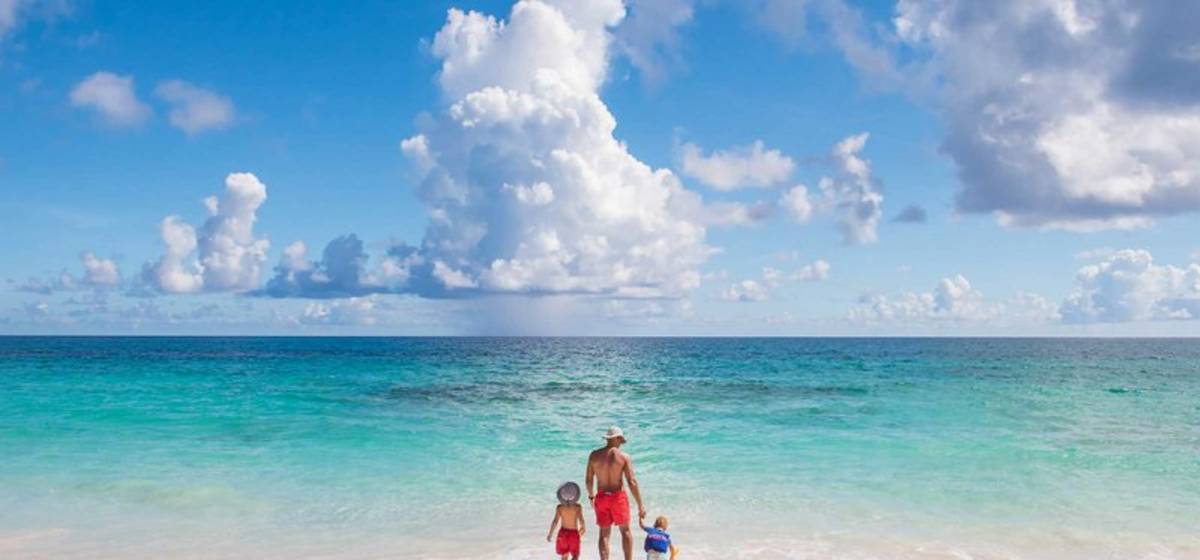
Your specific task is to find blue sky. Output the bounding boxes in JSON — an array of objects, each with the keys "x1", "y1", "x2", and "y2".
[{"x1": 2, "y1": 0, "x2": 1200, "y2": 335}]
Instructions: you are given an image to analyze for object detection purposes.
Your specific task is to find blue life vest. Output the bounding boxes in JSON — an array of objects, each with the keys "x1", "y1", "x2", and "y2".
[{"x1": 643, "y1": 527, "x2": 671, "y2": 553}]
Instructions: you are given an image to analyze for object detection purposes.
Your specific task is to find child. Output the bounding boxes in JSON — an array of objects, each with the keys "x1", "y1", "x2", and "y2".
[
  {"x1": 547, "y1": 482, "x2": 586, "y2": 560},
  {"x1": 640, "y1": 515, "x2": 678, "y2": 560}
]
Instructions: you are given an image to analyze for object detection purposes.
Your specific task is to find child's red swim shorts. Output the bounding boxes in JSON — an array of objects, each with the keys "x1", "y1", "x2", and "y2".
[{"x1": 556, "y1": 528, "x2": 580, "y2": 556}]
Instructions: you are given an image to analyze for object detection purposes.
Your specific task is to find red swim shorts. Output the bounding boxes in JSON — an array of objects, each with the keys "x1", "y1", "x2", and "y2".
[
  {"x1": 593, "y1": 491, "x2": 630, "y2": 527},
  {"x1": 556, "y1": 528, "x2": 580, "y2": 556}
]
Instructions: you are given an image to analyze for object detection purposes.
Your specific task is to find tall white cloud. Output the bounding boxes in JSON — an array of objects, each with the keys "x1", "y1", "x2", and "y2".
[
  {"x1": 69, "y1": 71, "x2": 151, "y2": 127},
  {"x1": 1060, "y1": 249, "x2": 1200, "y2": 323},
  {"x1": 155, "y1": 80, "x2": 236, "y2": 135},
  {"x1": 430, "y1": 1, "x2": 622, "y2": 100},
  {"x1": 144, "y1": 173, "x2": 270, "y2": 293},
  {"x1": 679, "y1": 140, "x2": 795, "y2": 190},
  {"x1": 402, "y1": 0, "x2": 721, "y2": 298}
]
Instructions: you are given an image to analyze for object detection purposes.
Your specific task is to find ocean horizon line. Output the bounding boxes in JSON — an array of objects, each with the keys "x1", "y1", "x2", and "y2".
[{"x1": 2, "y1": 333, "x2": 1199, "y2": 340}]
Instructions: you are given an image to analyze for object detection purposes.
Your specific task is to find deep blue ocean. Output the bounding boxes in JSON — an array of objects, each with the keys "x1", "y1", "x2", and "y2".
[{"x1": 1, "y1": 337, "x2": 1198, "y2": 559}]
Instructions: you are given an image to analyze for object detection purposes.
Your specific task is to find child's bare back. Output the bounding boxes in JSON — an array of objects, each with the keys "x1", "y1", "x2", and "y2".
[{"x1": 557, "y1": 503, "x2": 583, "y2": 530}]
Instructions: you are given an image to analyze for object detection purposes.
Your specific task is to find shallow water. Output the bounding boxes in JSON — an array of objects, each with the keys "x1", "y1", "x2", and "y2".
[{"x1": 1, "y1": 337, "x2": 1198, "y2": 559}]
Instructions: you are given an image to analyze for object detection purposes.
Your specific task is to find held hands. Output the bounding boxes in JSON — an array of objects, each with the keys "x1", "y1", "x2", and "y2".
[{"x1": 638, "y1": 505, "x2": 647, "y2": 520}]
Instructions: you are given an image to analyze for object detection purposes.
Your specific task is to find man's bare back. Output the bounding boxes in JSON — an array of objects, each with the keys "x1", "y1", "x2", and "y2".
[{"x1": 587, "y1": 447, "x2": 630, "y2": 493}]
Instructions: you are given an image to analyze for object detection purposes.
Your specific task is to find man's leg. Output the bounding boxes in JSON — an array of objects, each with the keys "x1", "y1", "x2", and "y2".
[
  {"x1": 598, "y1": 526, "x2": 611, "y2": 560},
  {"x1": 618, "y1": 524, "x2": 633, "y2": 560}
]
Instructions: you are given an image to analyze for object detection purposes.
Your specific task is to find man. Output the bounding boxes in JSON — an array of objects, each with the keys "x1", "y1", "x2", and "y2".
[{"x1": 586, "y1": 426, "x2": 646, "y2": 560}]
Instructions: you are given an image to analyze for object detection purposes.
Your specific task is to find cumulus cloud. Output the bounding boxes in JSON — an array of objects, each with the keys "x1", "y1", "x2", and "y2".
[
  {"x1": 429, "y1": 1, "x2": 621, "y2": 100},
  {"x1": 677, "y1": 199, "x2": 773, "y2": 228},
  {"x1": 143, "y1": 173, "x2": 269, "y2": 293},
  {"x1": 19, "y1": 252, "x2": 120, "y2": 293},
  {"x1": 18, "y1": 273, "x2": 74, "y2": 294},
  {"x1": 818, "y1": 133, "x2": 883, "y2": 244},
  {"x1": 771, "y1": 134, "x2": 884, "y2": 243},
  {"x1": 615, "y1": 0, "x2": 695, "y2": 84},
  {"x1": 779, "y1": 185, "x2": 813, "y2": 223},
  {"x1": 431, "y1": 0, "x2": 1200, "y2": 231},
  {"x1": 891, "y1": 0, "x2": 1200, "y2": 230},
  {"x1": 794, "y1": 259, "x2": 830, "y2": 282},
  {"x1": 1, "y1": 0, "x2": 71, "y2": 50},
  {"x1": 679, "y1": 140, "x2": 795, "y2": 190},
  {"x1": 155, "y1": 80, "x2": 235, "y2": 135},
  {"x1": 258, "y1": 235, "x2": 416, "y2": 298},
  {"x1": 848, "y1": 275, "x2": 993, "y2": 323},
  {"x1": 299, "y1": 296, "x2": 383, "y2": 326},
  {"x1": 69, "y1": 71, "x2": 151, "y2": 126},
  {"x1": 80, "y1": 252, "x2": 119, "y2": 285},
  {"x1": 723, "y1": 262, "x2": 825, "y2": 302},
  {"x1": 402, "y1": 0, "x2": 724, "y2": 299},
  {"x1": 722, "y1": 279, "x2": 769, "y2": 302},
  {"x1": 1060, "y1": 249, "x2": 1200, "y2": 323},
  {"x1": 848, "y1": 274, "x2": 1057, "y2": 325},
  {"x1": 892, "y1": 204, "x2": 927, "y2": 224}
]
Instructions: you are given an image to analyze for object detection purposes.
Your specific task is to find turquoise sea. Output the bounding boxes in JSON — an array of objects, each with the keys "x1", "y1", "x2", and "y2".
[{"x1": 1, "y1": 337, "x2": 1198, "y2": 559}]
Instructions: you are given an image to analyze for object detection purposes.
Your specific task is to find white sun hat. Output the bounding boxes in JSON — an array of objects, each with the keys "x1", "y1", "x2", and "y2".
[{"x1": 603, "y1": 426, "x2": 626, "y2": 442}]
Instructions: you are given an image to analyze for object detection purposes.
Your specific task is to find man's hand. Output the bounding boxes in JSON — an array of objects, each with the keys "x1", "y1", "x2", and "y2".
[
  {"x1": 546, "y1": 534, "x2": 552, "y2": 543},
  {"x1": 638, "y1": 505, "x2": 647, "y2": 520}
]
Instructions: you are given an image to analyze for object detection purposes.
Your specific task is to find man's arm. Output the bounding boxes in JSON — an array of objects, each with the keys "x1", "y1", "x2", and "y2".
[
  {"x1": 585, "y1": 454, "x2": 596, "y2": 503},
  {"x1": 547, "y1": 505, "x2": 561, "y2": 542},
  {"x1": 623, "y1": 455, "x2": 646, "y2": 520}
]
